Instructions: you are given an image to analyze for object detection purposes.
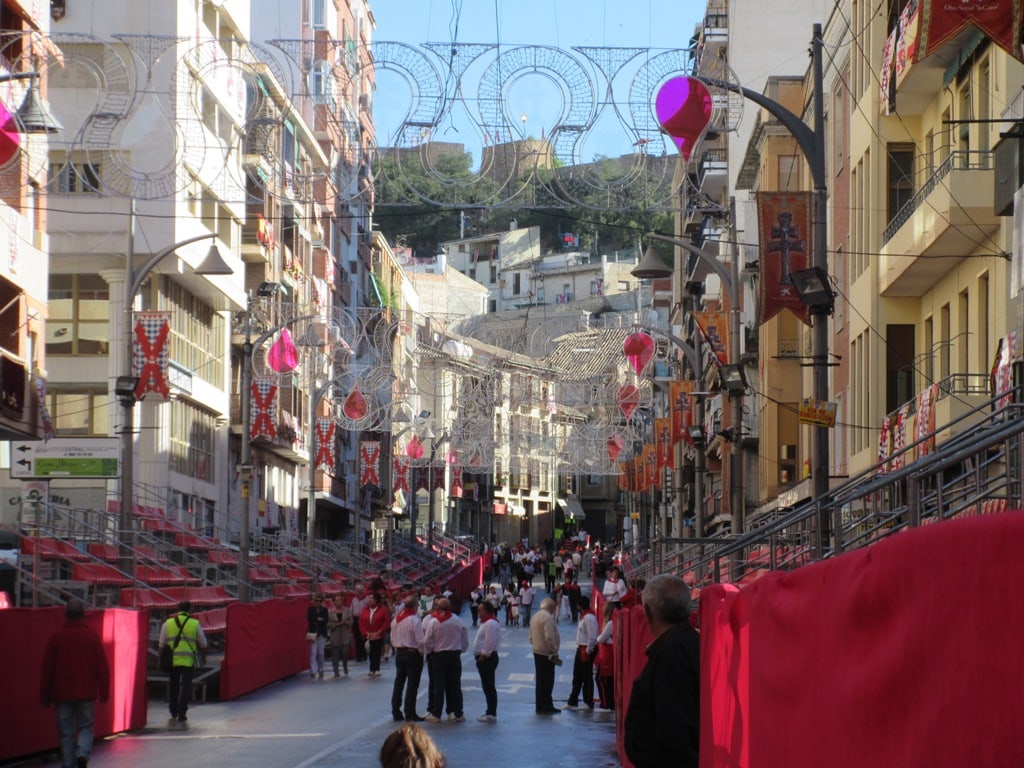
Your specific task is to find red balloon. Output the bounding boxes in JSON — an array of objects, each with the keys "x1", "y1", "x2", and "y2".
[
  {"x1": 623, "y1": 332, "x2": 655, "y2": 376},
  {"x1": 655, "y1": 76, "x2": 714, "y2": 161},
  {"x1": 406, "y1": 434, "x2": 424, "y2": 460},
  {"x1": 343, "y1": 388, "x2": 368, "y2": 420},
  {"x1": 618, "y1": 384, "x2": 640, "y2": 419},
  {"x1": 607, "y1": 434, "x2": 624, "y2": 461}
]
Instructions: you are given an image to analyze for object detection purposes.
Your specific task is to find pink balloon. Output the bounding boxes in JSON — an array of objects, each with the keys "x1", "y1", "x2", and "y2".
[
  {"x1": 623, "y1": 332, "x2": 655, "y2": 376},
  {"x1": 655, "y1": 76, "x2": 714, "y2": 161},
  {"x1": 267, "y1": 328, "x2": 299, "y2": 373}
]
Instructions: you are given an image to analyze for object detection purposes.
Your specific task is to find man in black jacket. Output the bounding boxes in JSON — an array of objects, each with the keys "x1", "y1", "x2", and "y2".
[{"x1": 623, "y1": 574, "x2": 699, "y2": 768}]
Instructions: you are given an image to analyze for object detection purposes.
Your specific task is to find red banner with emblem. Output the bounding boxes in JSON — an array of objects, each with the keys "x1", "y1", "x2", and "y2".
[
  {"x1": 694, "y1": 311, "x2": 731, "y2": 366},
  {"x1": 132, "y1": 311, "x2": 172, "y2": 400},
  {"x1": 670, "y1": 380, "x2": 696, "y2": 445},
  {"x1": 757, "y1": 192, "x2": 811, "y2": 326},
  {"x1": 250, "y1": 378, "x2": 277, "y2": 440},
  {"x1": 655, "y1": 417, "x2": 674, "y2": 470},
  {"x1": 917, "y1": 0, "x2": 1023, "y2": 64}
]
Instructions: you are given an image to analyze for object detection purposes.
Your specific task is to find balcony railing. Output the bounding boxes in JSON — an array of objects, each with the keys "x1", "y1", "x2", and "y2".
[{"x1": 882, "y1": 149, "x2": 992, "y2": 244}]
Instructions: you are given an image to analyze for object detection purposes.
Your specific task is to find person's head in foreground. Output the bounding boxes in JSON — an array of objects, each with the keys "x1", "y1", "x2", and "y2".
[{"x1": 379, "y1": 723, "x2": 446, "y2": 768}]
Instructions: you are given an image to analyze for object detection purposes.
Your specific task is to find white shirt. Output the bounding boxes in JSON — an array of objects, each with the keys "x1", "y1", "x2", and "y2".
[
  {"x1": 602, "y1": 577, "x2": 627, "y2": 603},
  {"x1": 390, "y1": 610, "x2": 425, "y2": 653},
  {"x1": 472, "y1": 617, "x2": 501, "y2": 658},
  {"x1": 424, "y1": 614, "x2": 469, "y2": 653},
  {"x1": 575, "y1": 611, "x2": 599, "y2": 653}
]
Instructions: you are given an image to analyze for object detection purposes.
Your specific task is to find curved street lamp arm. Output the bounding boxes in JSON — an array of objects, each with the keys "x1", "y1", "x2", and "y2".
[
  {"x1": 645, "y1": 232, "x2": 738, "y2": 308},
  {"x1": 128, "y1": 232, "x2": 218, "y2": 300}
]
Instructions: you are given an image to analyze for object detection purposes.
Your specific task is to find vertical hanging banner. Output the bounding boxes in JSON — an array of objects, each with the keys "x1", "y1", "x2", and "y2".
[
  {"x1": 132, "y1": 311, "x2": 172, "y2": 400},
  {"x1": 757, "y1": 192, "x2": 812, "y2": 326},
  {"x1": 393, "y1": 455, "x2": 409, "y2": 495},
  {"x1": 670, "y1": 380, "x2": 695, "y2": 445},
  {"x1": 250, "y1": 378, "x2": 277, "y2": 440},
  {"x1": 644, "y1": 445, "x2": 659, "y2": 489},
  {"x1": 315, "y1": 418, "x2": 336, "y2": 472},
  {"x1": 891, "y1": 403, "x2": 911, "y2": 470},
  {"x1": 878, "y1": 416, "x2": 892, "y2": 475},
  {"x1": 655, "y1": 417, "x2": 674, "y2": 470},
  {"x1": 34, "y1": 375, "x2": 55, "y2": 440},
  {"x1": 359, "y1": 441, "x2": 380, "y2": 486},
  {"x1": 694, "y1": 311, "x2": 731, "y2": 366},
  {"x1": 915, "y1": 383, "x2": 938, "y2": 457}
]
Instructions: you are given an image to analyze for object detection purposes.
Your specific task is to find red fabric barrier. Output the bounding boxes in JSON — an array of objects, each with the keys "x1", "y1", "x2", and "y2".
[
  {"x1": 219, "y1": 598, "x2": 308, "y2": 700},
  {"x1": 443, "y1": 556, "x2": 484, "y2": 602},
  {"x1": 615, "y1": 603, "x2": 654, "y2": 768},
  {"x1": 699, "y1": 513, "x2": 1024, "y2": 768},
  {"x1": 0, "y1": 607, "x2": 148, "y2": 763}
]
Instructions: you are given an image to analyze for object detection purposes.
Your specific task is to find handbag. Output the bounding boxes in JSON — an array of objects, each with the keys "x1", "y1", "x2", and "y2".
[
  {"x1": 160, "y1": 616, "x2": 186, "y2": 673},
  {"x1": 306, "y1": 632, "x2": 318, "y2": 642}
]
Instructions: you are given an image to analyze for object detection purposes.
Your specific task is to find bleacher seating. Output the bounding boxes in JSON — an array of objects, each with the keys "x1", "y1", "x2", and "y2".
[
  {"x1": 71, "y1": 562, "x2": 132, "y2": 587},
  {"x1": 87, "y1": 543, "x2": 120, "y2": 562},
  {"x1": 119, "y1": 585, "x2": 238, "y2": 609},
  {"x1": 21, "y1": 537, "x2": 89, "y2": 561},
  {"x1": 136, "y1": 563, "x2": 201, "y2": 586}
]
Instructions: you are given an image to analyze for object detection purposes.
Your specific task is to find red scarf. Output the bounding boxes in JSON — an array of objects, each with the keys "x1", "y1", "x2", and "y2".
[
  {"x1": 432, "y1": 609, "x2": 451, "y2": 623},
  {"x1": 395, "y1": 606, "x2": 417, "y2": 623}
]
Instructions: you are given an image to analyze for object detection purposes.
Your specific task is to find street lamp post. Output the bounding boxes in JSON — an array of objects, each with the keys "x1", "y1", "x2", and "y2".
[
  {"x1": 118, "y1": 203, "x2": 233, "y2": 573},
  {"x1": 237, "y1": 291, "x2": 317, "y2": 601},
  {"x1": 698, "y1": 24, "x2": 830, "y2": 543}
]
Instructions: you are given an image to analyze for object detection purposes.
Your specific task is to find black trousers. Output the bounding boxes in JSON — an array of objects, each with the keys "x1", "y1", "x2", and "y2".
[
  {"x1": 475, "y1": 654, "x2": 499, "y2": 716},
  {"x1": 533, "y1": 653, "x2": 556, "y2": 712},
  {"x1": 368, "y1": 638, "x2": 384, "y2": 673},
  {"x1": 429, "y1": 650, "x2": 463, "y2": 717},
  {"x1": 568, "y1": 646, "x2": 594, "y2": 707},
  {"x1": 168, "y1": 665, "x2": 195, "y2": 718},
  {"x1": 391, "y1": 648, "x2": 424, "y2": 717},
  {"x1": 353, "y1": 623, "x2": 367, "y2": 661}
]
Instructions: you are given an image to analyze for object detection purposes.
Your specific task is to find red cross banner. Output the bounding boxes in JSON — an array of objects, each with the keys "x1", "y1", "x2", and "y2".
[
  {"x1": 393, "y1": 455, "x2": 409, "y2": 494},
  {"x1": 132, "y1": 311, "x2": 172, "y2": 400},
  {"x1": 757, "y1": 192, "x2": 811, "y2": 326},
  {"x1": 359, "y1": 441, "x2": 380, "y2": 486},
  {"x1": 250, "y1": 378, "x2": 277, "y2": 441},
  {"x1": 315, "y1": 418, "x2": 336, "y2": 472}
]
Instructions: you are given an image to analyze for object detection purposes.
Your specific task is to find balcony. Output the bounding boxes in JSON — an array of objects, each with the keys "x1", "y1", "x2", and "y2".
[
  {"x1": 699, "y1": 12, "x2": 728, "y2": 56},
  {"x1": 697, "y1": 148, "x2": 728, "y2": 202},
  {"x1": 880, "y1": 150, "x2": 997, "y2": 297},
  {"x1": 889, "y1": 26, "x2": 981, "y2": 115}
]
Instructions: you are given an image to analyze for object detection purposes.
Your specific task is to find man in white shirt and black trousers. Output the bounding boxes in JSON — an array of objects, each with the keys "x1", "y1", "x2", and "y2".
[
  {"x1": 390, "y1": 595, "x2": 426, "y2": 722},
  {"x1": 473, "y1": 601, "x2": 501, "y2": 722},
  {"x1": 423, "y1": 598, "x2": 469, "y2": 723},
  {"x1": 564, "y1": 592, "x2": 599, "y2": 710}
]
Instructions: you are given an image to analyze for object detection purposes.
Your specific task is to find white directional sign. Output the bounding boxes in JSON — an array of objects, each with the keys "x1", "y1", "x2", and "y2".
[{"x1": 9, "y1": 438, "x2": 121, "y2": 478}]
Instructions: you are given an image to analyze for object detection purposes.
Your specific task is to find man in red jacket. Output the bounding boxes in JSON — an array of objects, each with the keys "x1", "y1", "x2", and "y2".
[{"x1": 39, "y1": 598, "x2": 110, "y2": 768}]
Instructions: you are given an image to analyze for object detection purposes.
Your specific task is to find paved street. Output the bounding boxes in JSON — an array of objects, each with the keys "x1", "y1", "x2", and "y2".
[{"x1": 22, "y1": 602, "x2": 622, "y2": 768}]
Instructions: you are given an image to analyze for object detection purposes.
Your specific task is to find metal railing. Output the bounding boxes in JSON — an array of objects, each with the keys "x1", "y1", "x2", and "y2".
[
  {"x1": 882, "y1": 149, "x2": 993, "y2": 243},
  {"x1": 637, "y1": 380, "x2": 1024, "y2": 585}
]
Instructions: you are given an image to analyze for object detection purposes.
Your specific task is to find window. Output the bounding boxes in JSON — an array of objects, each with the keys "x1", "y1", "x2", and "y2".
[
  {"x1": 46, "y1": 389, "x2": 109, "y2": 436},
  {"x1": 778, "y1": 154, "x2": 800, "y2": 191},
  {"x1": 198, "y1": 182, "x2": 236, "y2": 247},
  {"x1": 46, "y1": 275, "x2": 109, "y2": 356},
  {"x1": 49, "y1": 162, "x2": 101, "y2": 194},
  {"x1": 169, "y1": 399, "x2": 217, "y2": 483},
  {"x1": 310, "y1": 0, "x2": 326, "y2": 28},
  {"x1": 886, "y1": 143, "x2": 914, "y2": 224},
  {"x1": 513, "y1": 273, "x2": 521, "y2": 295},
  {"x1": 309, "y1": 61, "x2": 336, "y2": 109}
]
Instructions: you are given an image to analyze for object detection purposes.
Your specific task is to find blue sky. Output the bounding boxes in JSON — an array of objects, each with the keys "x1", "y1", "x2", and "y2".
[{"x1": 370, "y1": 0, "x2": 706, "y2": 164}]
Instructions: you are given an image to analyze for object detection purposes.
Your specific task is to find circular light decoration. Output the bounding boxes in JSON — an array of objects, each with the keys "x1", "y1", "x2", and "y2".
[{"x1": 655, "y1": 76, "x2": 714, "y2": 161}]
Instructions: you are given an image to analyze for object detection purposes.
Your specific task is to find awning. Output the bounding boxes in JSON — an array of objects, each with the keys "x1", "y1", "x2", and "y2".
[{"x1": 557, "y1": 497, "x2": 586, "y2": 520}]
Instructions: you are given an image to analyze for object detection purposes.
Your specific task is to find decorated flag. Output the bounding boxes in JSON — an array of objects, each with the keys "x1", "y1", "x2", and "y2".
[
  {"x1": 655, "y1": 417, "x2": 674, "y2": 470},
  {"x1": 915, "y1": 0, "x2": 1023, "y2": 65},
  {"x1": 132, "y1": 311, "x2": 172, "y2": 400},
  {"x1": 34, "y1": 375, "x2": 55, "y2": 440},
  {"x1": 359, "y1": 441, "x2": 380, "y2": 486},
  {"x1": 694, "y1": 311, "x2": 731, "y2": 366},
  {"x1": 315, "y1": 418, "x2": 336, "y2": 472},
  {"x1": 757, "y1": 192, "x2": 811, "y2": 325},
  {"x1": 670, "y1": 380, "x2": 695, "y2": 445},
  {"x1": 250, "y1": 378, "x2": 277, "y2": 440},
  {"x1": 915, "y1": 383, "x2": 938, "y2": 457},
  {"x1": 393, "y1": 455, "x2": 409, "y2": 494}
]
